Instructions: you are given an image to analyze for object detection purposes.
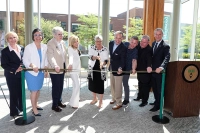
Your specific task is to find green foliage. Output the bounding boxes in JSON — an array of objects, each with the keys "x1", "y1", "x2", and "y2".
[
  {"x1": 180, "y1": 25, "x2": 192, "y2": 46},
  {"x1": 75, "y1": 14, "x2": 99, "y2": 47},
  {"x1": 194, "y1": 53, "x2": 200, "y2": 59},
  {"x1": 195, "y1": 23, "x2": 200, "y2": 53},
  {"x1": 182, "y1": 53, "x2": 200, "y2": 59},
  {"x1": 180, "y1": 23, "x2": 200, "y2": 56},
  {"x1": 17, "y1": 19, "x2": 25, "y2": 45},
  {"x1": 17, "y1": 16, "x2": 68, "y2": 46},
  {"x1": 123, "y1": 18, "x2": 143, "y2": 40},
  {"x1": 74, "y1": 14, "x2": 114, "y2": 48},
  {"x1": 182, "y1": 53, "x2": 190, "y2": 59}
]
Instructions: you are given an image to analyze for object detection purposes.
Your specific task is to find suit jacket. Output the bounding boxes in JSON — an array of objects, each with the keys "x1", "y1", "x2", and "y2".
[
  {"x1": 109, "y1": 41, "x2": 126, "y2": 76},
  {"x1": 152, "y1": 40, "x2": 170, "y2": 76},
  {"x1": 1, "y1": 45, "x2": 24, "y2": 78},
  {"x1": 137, "y1": 44, "x2": 152, "y2": 83},
  {"x1": 23, "y1": 42, "x2": 48, "y2": 76},
  {"x1": 47, "y1": 38, "x2": 68, "y2": 74}
]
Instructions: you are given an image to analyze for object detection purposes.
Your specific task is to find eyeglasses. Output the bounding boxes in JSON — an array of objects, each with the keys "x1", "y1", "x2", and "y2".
[
  {"x1": 34, "y1": 34, "x2": 42, "y2": 37},
  {"x1": 57, "y1": 34, "x2": 63, "y2": 36}
]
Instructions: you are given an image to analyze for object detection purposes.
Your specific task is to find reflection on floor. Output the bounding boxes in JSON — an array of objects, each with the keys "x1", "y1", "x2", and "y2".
[{"x1": 0, "y1": 76, "x2": 200, "y2": 133}]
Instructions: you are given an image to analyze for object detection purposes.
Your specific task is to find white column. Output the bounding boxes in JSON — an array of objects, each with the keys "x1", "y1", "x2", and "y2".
[
  {"x1": 25, "y1": 0, "x2": 33, "y2": 45},
  {"x1": 38, "y1": 0, "x2": 41, "y2": 29},
  {"x1": 190, "y1": 0, "x2": 199, "y2": 61},
  {"x1": 68, "y1": 0, "x2": 71, "y2": 40},
  {"x1": 6, "y1": 0, "x2": 10, "y2": 32},
  {"x1": 102, "y1": 0, "x2": 110, "y2": 47},
  {"x1": 98, "y1": 0, "x2": 101, "y2": 34},
  {"x1": 126, "y1": 0, "x2": 130, "y2": 42},
  {"x1": 169, "y1": 0, "x2": 181, "y2": 61}
]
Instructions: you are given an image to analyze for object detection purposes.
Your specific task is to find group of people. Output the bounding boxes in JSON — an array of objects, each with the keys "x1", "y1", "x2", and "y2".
[
  {"x1": 107, "y1": 28, "x2": 170, "y2": 112},
  {"x1": 0, "y1": 26, "x2": 82, "y2": 117},
  {"x1": 0, "y1": 26, "x2": 170, "y2": 118}
]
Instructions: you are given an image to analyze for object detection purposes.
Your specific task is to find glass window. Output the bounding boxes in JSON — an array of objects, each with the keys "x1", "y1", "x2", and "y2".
[
  {"x1": 71, "y1": 23, "x2": 80, "y2": 32},
  {"x1": 163, "y1": 0, "x2": 173, "y2": 44},
  {"x1": 10, "y1": 0, "x2": 25, "y2": 46},
  {"x1": 111, "y1": 0, "x2": 144, "y2": 41},
  {"x1": 179, "y1": 0, "x2": 194, "y2": 59},
  {"x1": 0, "y1": 0, "x2": 6, "y2": 62},
  {"x1": 61, "y1": 22, "x2": 66, "y2": 31},
  {"x1": 33, "y1": 0, "x2": 39, "y2": 29},
  {"x1": 0, "y1": 16, "x2": 6, "y2": 48},
  {"x1": 195, "y1": 0, "x2": 200, "y2": 60}
]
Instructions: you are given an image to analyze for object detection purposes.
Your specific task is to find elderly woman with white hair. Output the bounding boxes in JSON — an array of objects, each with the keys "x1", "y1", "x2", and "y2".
[
  {"x1": 88, "y1": 35, "x2": 109, "y2": 108},
  {"x1": 47, "y1": 26, "x2": 68, "y2": 112}
]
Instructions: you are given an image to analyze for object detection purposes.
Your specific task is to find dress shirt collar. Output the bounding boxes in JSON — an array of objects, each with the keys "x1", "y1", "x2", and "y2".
[
  {"x1": 8, "y1": 43, "x2": 21, "y2": 52},
  {"x1": 156, "y1": 40, "x2": 162, "y2": 47}
]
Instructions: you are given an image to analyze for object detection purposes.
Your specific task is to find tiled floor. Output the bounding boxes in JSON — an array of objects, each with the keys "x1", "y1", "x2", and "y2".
[{"x1": 0, "y1": 76, "x2": 200, "y2": 133}]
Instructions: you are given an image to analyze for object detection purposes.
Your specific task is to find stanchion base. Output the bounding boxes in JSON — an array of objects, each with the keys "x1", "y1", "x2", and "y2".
[
  {"x1": 15, "y1": 116, "x2": 35, "y2": 125},
  {"x1": 152, "y1": 115, "x2": 170, "y2": 124}
]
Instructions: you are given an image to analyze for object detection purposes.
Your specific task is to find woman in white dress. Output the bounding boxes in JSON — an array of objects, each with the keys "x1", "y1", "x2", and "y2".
[{"x1": 68, "y1": 35, "x2": 81, "y2": 109}]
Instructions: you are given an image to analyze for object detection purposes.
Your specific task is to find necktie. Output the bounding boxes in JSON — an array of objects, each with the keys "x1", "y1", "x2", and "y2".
[{"x1": 154, "y1": 43, "x2": 158, "y2": 53}]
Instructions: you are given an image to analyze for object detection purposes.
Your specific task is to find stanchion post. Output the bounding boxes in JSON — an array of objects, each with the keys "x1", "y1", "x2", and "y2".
[
  {"x1": 15, "y1": 68, "x2": 35, "y2": 125},
  {"x1": 21, "y1": 69, "x2": 27, "y2": 120},
  {"x1": 152, "y1": 70, "x2": 170, "y2": 124},
  {"x1": 159, "y1": 70, "x2": 165, "y2": 119}
]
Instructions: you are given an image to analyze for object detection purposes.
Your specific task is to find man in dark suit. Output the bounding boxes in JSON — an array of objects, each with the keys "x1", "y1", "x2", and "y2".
[
  {"x1": 136, "y1": 35, "x2": 152, "y2": 107},
  {"x1": 109, "y1": 31, "x2": 126, "y2": 110},
  {"x1": 150, "y1": 28, "x2": 170, "y2": 112}
]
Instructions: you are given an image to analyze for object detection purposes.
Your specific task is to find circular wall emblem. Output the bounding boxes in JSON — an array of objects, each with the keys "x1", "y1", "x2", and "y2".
[{"x1": 182, "y1": 64, "x2": 199, "y2": 83}]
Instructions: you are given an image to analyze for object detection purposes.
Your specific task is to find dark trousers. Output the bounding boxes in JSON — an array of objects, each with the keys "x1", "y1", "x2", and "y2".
[
  {"x1": 138, "y1": 81, "x2": 151, "y2": 103},
  {"x1": 137, "y1": 87, "x2": 142, "y2": 99},
  {"x1": 122, "y1": 74, "x2": 130, "y2": 101},
  {"x1": 6, "y1": 76, "x2": 22, "y2": 116},
  {"x1": 151, "y1": 75, "x2": 162, "y2": 108},
  {"x1": 50, "y1": 73, "x2": 65, "y2": 107}
]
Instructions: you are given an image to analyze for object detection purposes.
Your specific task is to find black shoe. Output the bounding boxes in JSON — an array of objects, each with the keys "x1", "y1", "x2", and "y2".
[
  {"x1": 149, "y1": 107, "x2": 159, "y2": 112},
  {"x1": 133, "y1": 98, "x2": 141, "y2": 101},
  {"x1": 139, "y1": 102, "x2": 148, "y2": 107},
  {"x1": 149, "y1": 102, "x2": 155, "y2": 105},
  {"x1": 37, "y1": 107, "x2": 43, "y2": 110},
  {"x1": 32, "y1": 112, "x2": 41, "y2": 116},
  {"x1": 58, "y1": 102, "x2": 66, "y2": 108},
  {"x1": 52, "y1": 106, "x2": 62, "y2": 112},
  {"x1": 122, "y1": 100, "x2": 129, "y2": 106},
  {"x1": 10, "y1": 114, "x2": 23, "y2": 117}
]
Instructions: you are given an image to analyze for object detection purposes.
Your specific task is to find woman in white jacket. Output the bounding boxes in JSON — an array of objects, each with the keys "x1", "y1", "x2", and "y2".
[
  {"x1": 68, "y1": 35, "x2": 81, "y2": 109},
  {"x1": 23, "y1": 28, "x2": 48, "y2": 116}
]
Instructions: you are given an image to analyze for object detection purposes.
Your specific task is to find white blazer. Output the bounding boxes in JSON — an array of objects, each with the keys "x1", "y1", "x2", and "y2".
[
  {"x1": 68, "y1": 46, "x2": 81, "y2": 74},
  {"x1": 23, "y1": 42, "x2": 48, "y2": 76}
]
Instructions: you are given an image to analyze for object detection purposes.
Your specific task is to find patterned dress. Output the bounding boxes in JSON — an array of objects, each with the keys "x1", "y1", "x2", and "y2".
[{"x1": 88, "y1": 45, "x2": 108, "y2": 94}]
